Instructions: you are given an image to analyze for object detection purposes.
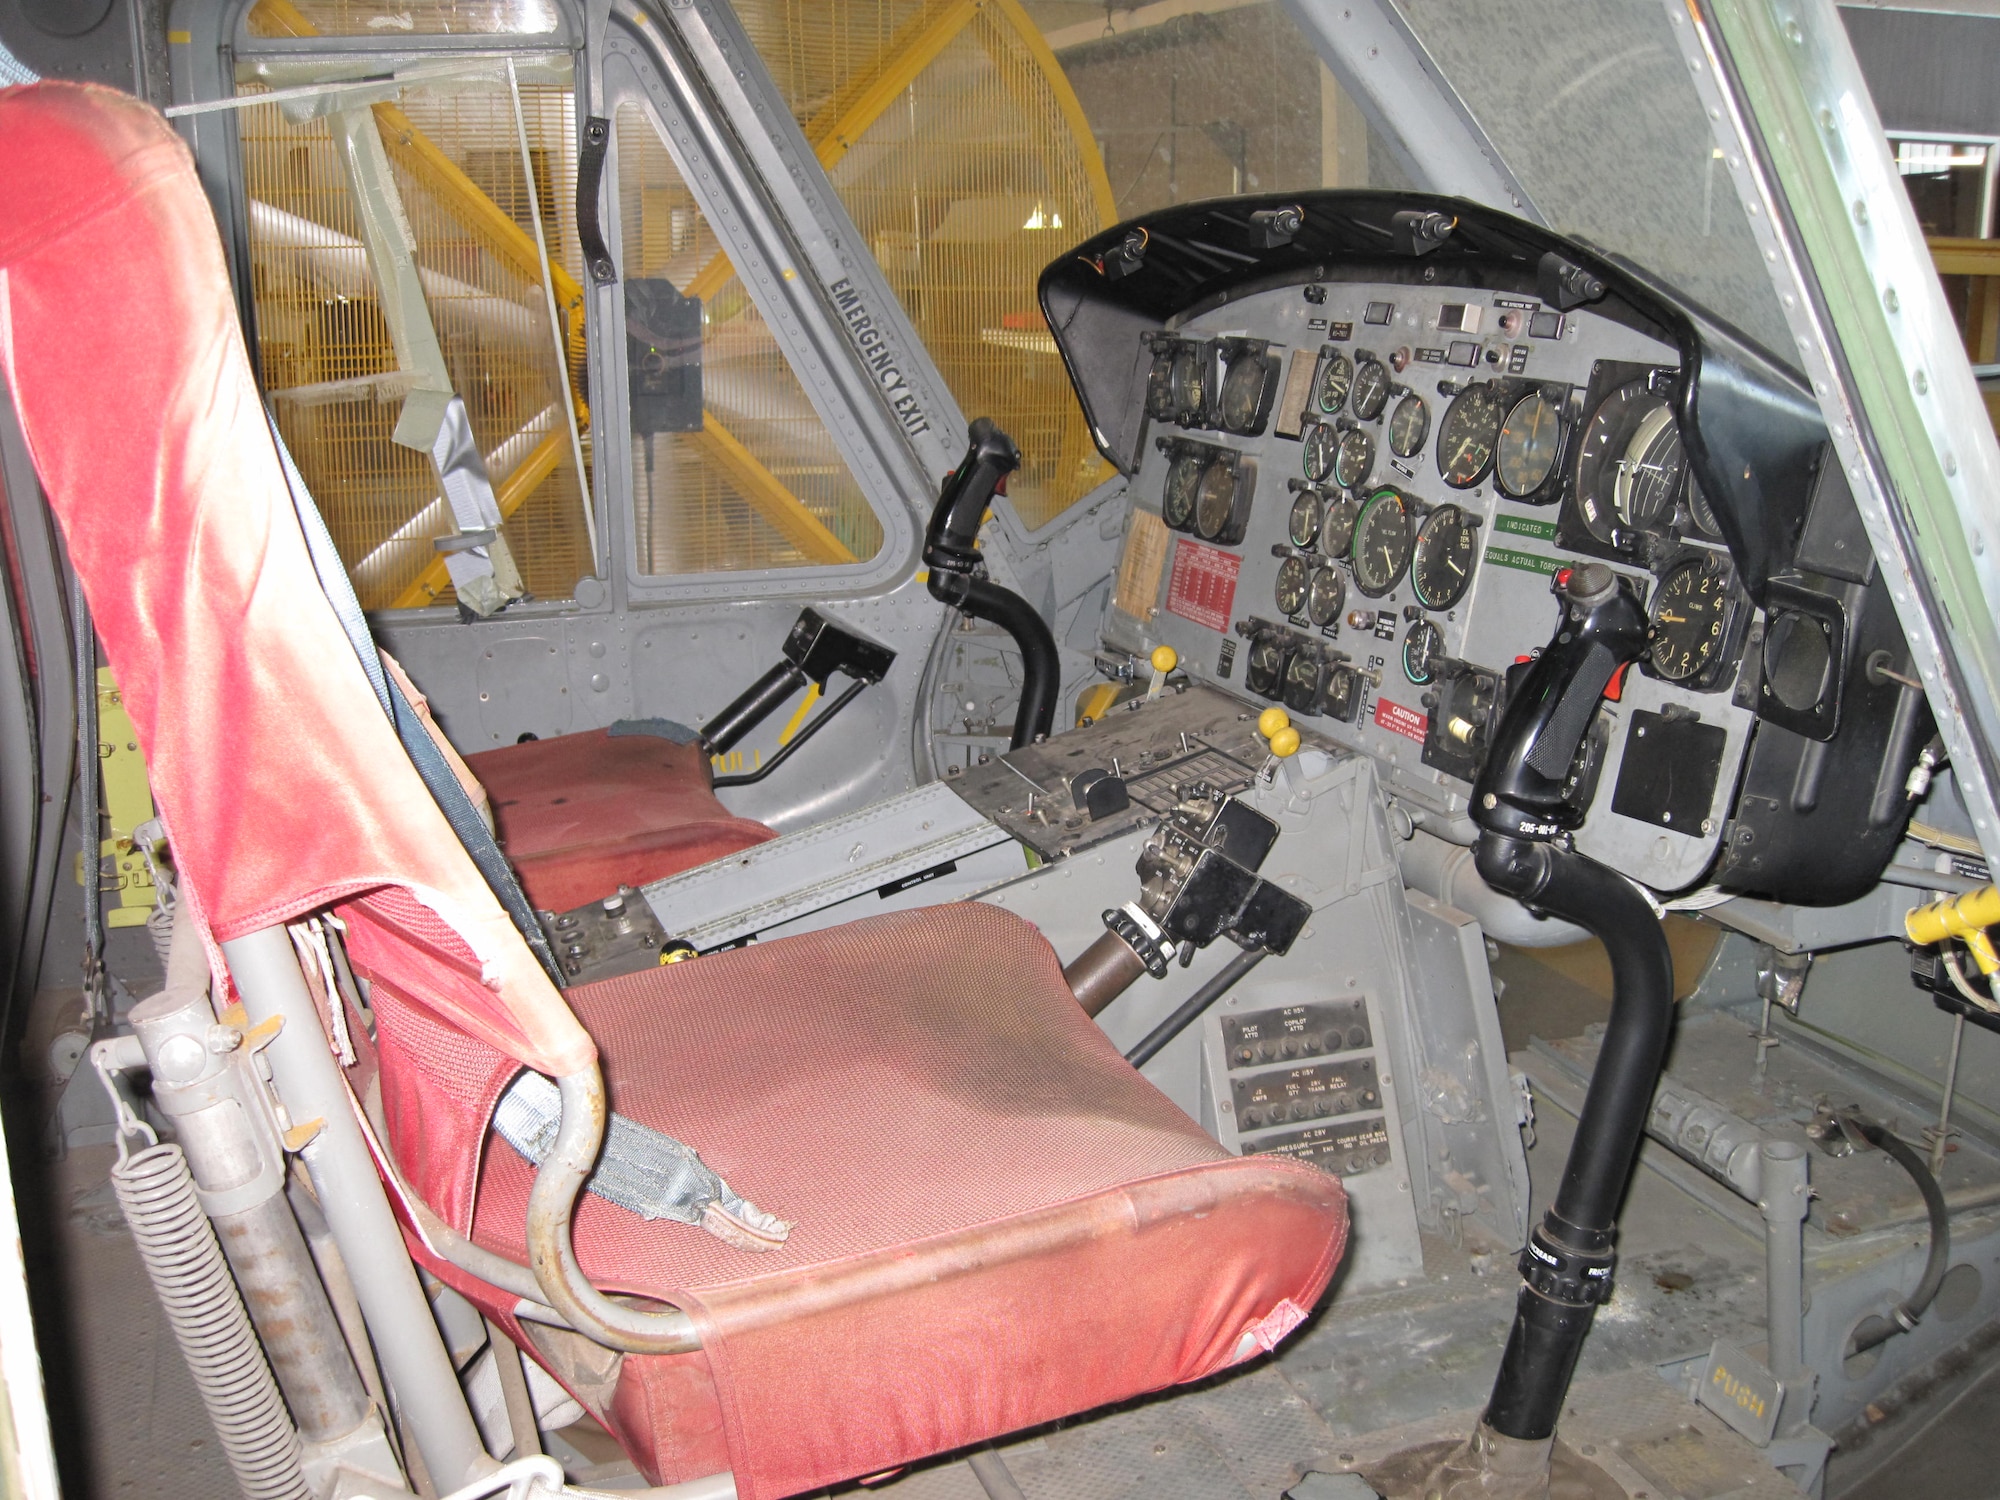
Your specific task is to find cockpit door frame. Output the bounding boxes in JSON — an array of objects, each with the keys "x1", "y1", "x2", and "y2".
[{"x1": 1668, "y1": 0, "x2": 2000, "y2": 874}]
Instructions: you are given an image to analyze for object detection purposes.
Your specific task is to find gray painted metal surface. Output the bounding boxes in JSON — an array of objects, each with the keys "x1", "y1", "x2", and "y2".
[
  {"x1": 1528, "y1": 1005, "x2": 2000, "y2": 1447},
  {"x1": 982, "y1": 751, "x2": 1524, "y2": 1266},
  {"x1": 641, "y1": 781, "x2": 1014, "y2": 950}
]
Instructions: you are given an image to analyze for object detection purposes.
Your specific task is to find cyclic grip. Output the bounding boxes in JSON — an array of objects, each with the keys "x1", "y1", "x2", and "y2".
[{"x1": 1471, "y1": 563, "x2": 1649, "y2": 841}]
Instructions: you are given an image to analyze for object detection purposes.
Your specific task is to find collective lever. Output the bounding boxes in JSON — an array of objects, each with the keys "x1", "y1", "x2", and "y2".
[{"x1": 1425, "y1": 563, "x2": 1667, "y2": 1498}]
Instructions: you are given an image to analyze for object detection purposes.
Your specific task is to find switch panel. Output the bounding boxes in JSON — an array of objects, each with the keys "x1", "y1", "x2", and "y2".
[{"x1": 1203, "y1": 988, "x2": 1421, "y2": 1288}]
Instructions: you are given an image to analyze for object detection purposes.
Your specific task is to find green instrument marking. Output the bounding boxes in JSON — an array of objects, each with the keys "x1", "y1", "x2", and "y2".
[{"x1": 1492, "y1": 514, "x2": 1558, "y2": 540}]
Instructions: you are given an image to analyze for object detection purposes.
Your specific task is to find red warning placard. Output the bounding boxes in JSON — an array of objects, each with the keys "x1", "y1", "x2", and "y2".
[
  {"x1": 1164, "y1": 539, "x2": 1241, "y2": 633},
  {"x1": 1373, "y1": 698, "x2": 1429, "y2": 744}
]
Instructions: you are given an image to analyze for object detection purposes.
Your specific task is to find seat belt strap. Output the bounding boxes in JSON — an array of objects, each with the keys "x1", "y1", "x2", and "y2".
[{"x1": 265, "y1": 411, "x2": 568, "y2": 988}]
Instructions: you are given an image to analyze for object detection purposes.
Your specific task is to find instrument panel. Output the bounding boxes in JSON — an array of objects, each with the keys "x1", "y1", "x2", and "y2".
[{"x1": 1105, "y1": 283, "x2": 1761, "y2": 892}]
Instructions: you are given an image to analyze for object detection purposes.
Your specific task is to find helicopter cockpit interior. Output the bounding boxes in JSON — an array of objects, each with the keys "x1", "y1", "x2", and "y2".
[{"x1": 2, "y1": 3, "x2": 2000, "y2": 1500}]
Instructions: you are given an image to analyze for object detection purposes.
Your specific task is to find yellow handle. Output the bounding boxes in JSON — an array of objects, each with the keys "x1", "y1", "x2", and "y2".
[
  {"x1": 1907, "y1": 884, "x2": 2000, "y2": 974},
  {"x1": 1257, "y1": 706, "x2": 1291, "y2": 740},
  {"x1": 1268, "y1": 726, "x2": 1301, "y2": 758},
  {"x1": 1150, "y1": 645, "x2": 1178, "y2": 674}
]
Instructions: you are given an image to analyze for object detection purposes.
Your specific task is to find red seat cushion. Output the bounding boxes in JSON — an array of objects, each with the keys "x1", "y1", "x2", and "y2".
[
  {"x1": 368, "y1": 903, "x2": 1347, "y2": 1499},
  {"x1": 463, "y1": 728, "x2": 774, "y2": 911}
]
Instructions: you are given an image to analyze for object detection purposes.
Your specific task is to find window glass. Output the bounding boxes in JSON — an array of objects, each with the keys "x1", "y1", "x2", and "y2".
[
  {"x1": 1030, "y1": 2, "x2": 1395, "y2": 213},
  {"x1": 737, "y1": 1, "x2": 1389, "y2": 529},
  {"x1": 238, "y1": 60, "x2": 593, "y2": 610},
  {"x1": 245, "y1": 0, "x2": 560, "y2": 38},
  {"x1": 1889, "y1": 136, "x2": 1994, "y2": 239},
  {"x1": 615, "y1": 102, "x2": 884, "y2": 575},
  {"x1": 1392, "y1": 0, "x2": 1794, "y2": 359}
]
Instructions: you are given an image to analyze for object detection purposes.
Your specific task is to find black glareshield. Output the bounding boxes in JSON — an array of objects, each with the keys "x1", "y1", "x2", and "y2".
[
  {"x1": 1471, "y1": 563, "x2": 1650, "y2": 840},
  {"x1": 924, "y1": 420, "x2": 1060, "y2": 749}
]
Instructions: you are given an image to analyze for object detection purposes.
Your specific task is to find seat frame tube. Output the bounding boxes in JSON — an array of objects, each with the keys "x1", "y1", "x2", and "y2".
[{"x1": 224, "y1": 926, "x2": 492, "y2": 1490}]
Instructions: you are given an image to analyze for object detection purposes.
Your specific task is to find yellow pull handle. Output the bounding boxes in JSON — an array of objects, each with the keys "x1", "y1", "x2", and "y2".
[{"x1": 1907, "y1": 884, "x2": 2000, "y2": 974}]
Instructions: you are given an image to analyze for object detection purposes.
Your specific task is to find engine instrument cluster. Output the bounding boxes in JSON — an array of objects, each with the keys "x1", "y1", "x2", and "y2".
[{"x1": 1109, "y1": 285, "x2": 1761, "y2": 890}]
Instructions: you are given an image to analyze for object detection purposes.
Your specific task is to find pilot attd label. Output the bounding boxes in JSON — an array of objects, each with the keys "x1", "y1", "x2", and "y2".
[
  {"x1": 1165, "y1": 539, "x2": 1240, "y2": 632},
  {"x1": 827, "y1": 277, "x2": 933, "y2": 439}
]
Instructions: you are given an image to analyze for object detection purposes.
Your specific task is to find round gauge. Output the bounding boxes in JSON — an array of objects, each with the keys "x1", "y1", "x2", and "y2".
[
  {"x1": 1614, "y1": 401, "x2": 1686, "y2": 529},
  {"x1": 1648, "y1": 553, "x2": 1732, "y2": 683},
  {"x1": 1288, "y1": 490, "x2": 1322, "y2": 550},
  {"x1": 1221, "y1": 350, "x2": 1269, "y2": 430},
  {"x1": 1284, "y1": 650, "x2": 1326, "y2": 713},
  {"x1": 1574, "y1": 378, "x2": 1675, "y2": 544},
  {"x1": 1275, "y1": 554, "x2": 1311, "y2": 617},
  {"x1": 1352, "y1": 357, "x2": 1391, "y2": 421},
  {"x1": 1302, "y1": 423, "x2": 1338, "y2": 483},
  {"x1": 1321, "y1": 493, "x2": 1361, "y2": 558},
  {"x1": 1412, "y1": 504, "x2": 1478, "y2": 610},
  {"x1": 1402, "y1": 619, "x2": 1445, "y2": 685},
  {"x1": 1194, "y1": 459, "x2": 1236, "y2": 539},
  {"x1": 1688, "y1": 483, "x2": 1722, "y2": 540},
  {"x1": 1245, "y1": 636, "x2": 1289, "y2": 698},
  {"x1": 1436, "y1": 382, "x2": 1506, "y2": 489},
  {"x1": 1389, "y1": 392, "x2": 1430, "y2": 458},
  {"x1": 1316, "y1": 349, "x2": 1354, "y2": 414},
  {"x1": 1306, "y1": 564, "x2": 1346, "y2": 627},
  {"x1": 1162, "y1": 450, "x2": 1202, "y2": 530},
  {"x1": 1170, "y1": 345, "x2": 1205, "y2": 415},
  {"x1": 1351, "y1": 487, "x2": 1414, "y2": 597},
  {"x1": 1496, "y1": 389, "x2": 1564, "y2": 498},
  {"x1": 1145, "y1": 347, "x2": 1177, "y2": 419},
  {"x1": 1334, "y1": 426, "x2": 1375, "y2": 490}
]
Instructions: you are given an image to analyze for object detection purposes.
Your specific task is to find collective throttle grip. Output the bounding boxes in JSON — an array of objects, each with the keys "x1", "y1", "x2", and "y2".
[
  {"x1": 924, "y1": 417, "x2": 1021, "y2": 575},
  {"x1": 1471, "y1": 562, "x2": 1649, "y2": 841}
]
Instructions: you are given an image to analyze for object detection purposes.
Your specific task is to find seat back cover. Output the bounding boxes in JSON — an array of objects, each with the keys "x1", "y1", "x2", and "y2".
[{"x1": 0, "y1": 81, "x2": 591, "y2": 1074}]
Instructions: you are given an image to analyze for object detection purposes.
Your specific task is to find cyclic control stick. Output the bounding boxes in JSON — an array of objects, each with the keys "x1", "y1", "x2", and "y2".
[
  {"x1": 1428, "y1": 563, "x2": 1668, "y2": 1497},
  {"x1": 924, "y1": 420, "x2": 1059, "y2": 749}
]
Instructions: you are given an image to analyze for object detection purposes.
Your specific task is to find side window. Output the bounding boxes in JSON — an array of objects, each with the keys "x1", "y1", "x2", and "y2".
[
  {"x1": 615, "y1": 102, "x2": 884, "y2": 575},
  {"x1": 245, "y1": 0, "x2": 560, "y2": 35},
  {"x1": 739, "y1": 2, "x2": 1387, "y2": 530},
  {"x1": 742, "y1": 1, "x2": 1115, "y2": 529},
  {"x1": 239, "y1": 36, "x2": 593, "y2": 611}
]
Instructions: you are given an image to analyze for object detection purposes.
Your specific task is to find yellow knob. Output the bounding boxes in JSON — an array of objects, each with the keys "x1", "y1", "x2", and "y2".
[
  {"x1": 1269, "y1": 726, "x2": 1301, "y2": 758},
  {"x1": 1257, "y1": 706, "x2": 1291, "y2": 739},
  {"x1": 1150, "y1": 645, "x2": 1178, "y2": 674}
]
